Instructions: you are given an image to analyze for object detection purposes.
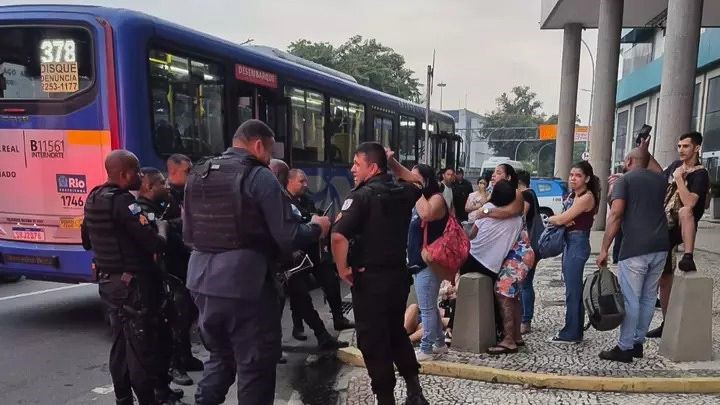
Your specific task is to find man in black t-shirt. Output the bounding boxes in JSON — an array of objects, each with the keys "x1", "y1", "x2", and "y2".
[
  {"x1": 452, "y1": 168, "x2": 474, "y2": 222},
  {"x1": 643, "y1": 131, "x2": 709, "y2": 338}
]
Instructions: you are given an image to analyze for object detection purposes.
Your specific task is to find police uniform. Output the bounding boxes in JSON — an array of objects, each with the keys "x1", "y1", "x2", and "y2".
[
  {"x1": 135, "y1": 196, "x2": 181, "y2": 395},
  {"x1": 281, "y1": 193, "x2": 347, "y2": 349},
  {"x1": 81, "y1": 184, "x2": 168, "y2": 405},
  {"x1": 290, "y1": 191, "x2": 350, "y2": 330},
  {"x1": 332, "y1": 173, "x2": 423, "y2": 398},
  {"x1": 158, "y1": 187, "x2": 202, "y2": 376},
  {"x1": 184, "y1": 147, "x2": 322, "y2": 405}
]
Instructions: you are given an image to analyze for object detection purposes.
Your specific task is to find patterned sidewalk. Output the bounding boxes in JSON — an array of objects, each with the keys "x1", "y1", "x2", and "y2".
[{"x1": 342, "y1": 250, "x2": 720, "y2": 403}]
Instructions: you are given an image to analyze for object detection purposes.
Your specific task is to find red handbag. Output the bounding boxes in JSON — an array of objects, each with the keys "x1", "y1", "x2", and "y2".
[{"x1": 421, "y1": 213, "x2": 469, "y2": 281}]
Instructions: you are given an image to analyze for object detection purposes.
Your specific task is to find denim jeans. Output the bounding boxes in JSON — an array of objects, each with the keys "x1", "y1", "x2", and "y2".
[
  {"x1": 520, "y1": 266, "x2": 536, "y2": 324},
  {"x1": 559, "y1": 230, "x2": 590, "y2": 341},
  {"x1": 617, "y1": 251, "x2": 666, "y2": 351},
  {"x1": 413, "y1": 267, "x2": 444, "y2": 354}
]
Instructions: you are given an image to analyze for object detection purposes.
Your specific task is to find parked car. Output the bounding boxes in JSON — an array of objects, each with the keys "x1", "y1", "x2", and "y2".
[{"x1": 530, "y1": 177, "x2": 569, "y2": 226}]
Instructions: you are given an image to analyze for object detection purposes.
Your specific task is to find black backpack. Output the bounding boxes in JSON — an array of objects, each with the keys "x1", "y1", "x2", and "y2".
[{"x1": 583, "y1": 266, "x2": 625, "y2": 331}]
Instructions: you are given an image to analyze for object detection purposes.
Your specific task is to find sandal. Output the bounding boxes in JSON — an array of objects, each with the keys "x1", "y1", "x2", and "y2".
[{"x1": 487, "y1": 344, "x2": 518, "y2": 355}]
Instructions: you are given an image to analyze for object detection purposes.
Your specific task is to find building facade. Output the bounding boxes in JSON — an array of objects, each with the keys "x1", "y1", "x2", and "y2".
[
  {"x1": 615, "y1": 27, "x2": 720, "y2": 179},
  {"x1": 444, "y1": 108, "x2": 491, "y2": 169}
]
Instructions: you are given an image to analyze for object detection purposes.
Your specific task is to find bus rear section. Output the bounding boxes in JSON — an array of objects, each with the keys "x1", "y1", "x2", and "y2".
[{"x1": 0, "y1": 20, "x2": 112, "y2": 283}]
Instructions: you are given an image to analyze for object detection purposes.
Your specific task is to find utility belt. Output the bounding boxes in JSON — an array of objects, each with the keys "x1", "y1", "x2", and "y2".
[{"x1": 98, "y1": 271, "x2": 161, "y2": 320}]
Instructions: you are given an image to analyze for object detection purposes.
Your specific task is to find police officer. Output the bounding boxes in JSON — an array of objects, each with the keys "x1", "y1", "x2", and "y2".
[
  {"x1": 135, "y1": 167, "x2": 189, "y2": 404},
  {"x1": 164, "y1": 154, "x2": 203, "y2": 385},
  {"x1": 82, "y1": 150, "x2": 180, "y2": 405},
  {"x1": 269, "y1": 159, "x2": 349, "y2": 350},
  {"x1": 285, "y1": 168, "x2": 354, "y2": 339},
  {"x1": 184, "y1": 119, "x2": 330, "y2": 405},
  {"x1": 331, "y1": 142, "x2": 429, "y2": 405}
]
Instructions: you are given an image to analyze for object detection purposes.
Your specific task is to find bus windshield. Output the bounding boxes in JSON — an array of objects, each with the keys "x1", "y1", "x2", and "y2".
[{"x1": 0, "y1": 25, "x2": 93, "y2": 100}]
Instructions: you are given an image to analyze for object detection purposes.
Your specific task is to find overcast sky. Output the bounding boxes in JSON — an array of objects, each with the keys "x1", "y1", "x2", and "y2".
[{"x1": 8, "y1": 0, "x2": 598, "y2": 124}]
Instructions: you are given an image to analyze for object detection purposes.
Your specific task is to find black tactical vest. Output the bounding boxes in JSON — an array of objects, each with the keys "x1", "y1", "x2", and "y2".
[
  {"x1": 84, "y1": 184, "x2": 149, "y2": 274},
  {"x1": 349, "y1": 176, "x2": 414, "y2": 270},
  {"x1": 184, "y1": 152, "x2": 274, "y2": 254}
]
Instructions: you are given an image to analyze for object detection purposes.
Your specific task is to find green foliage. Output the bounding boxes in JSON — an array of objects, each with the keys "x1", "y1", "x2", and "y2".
[{"x1": 288, "y1": 35, "x2": 421, "y2": 102}]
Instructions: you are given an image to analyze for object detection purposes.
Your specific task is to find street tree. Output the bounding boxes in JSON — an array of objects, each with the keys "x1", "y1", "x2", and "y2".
[{"x1": 288, "y1": 35, "x2": 422, "y2": 102}]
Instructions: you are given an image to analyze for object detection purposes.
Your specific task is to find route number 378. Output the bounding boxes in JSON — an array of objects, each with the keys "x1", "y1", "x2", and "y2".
[{"x1": 40, "y1": 39, "x2": 76, "y2": 63}]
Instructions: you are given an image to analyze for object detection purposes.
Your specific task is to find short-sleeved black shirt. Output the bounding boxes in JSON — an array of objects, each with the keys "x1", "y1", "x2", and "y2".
[
  {"x1": 333, "y1": 174, "x2": 422, "y2": 271},
  {"x1": 663, "y1": 160, "x2": 709, "y2": 224},
  {"x1": 521, "y1": 189, "x2": 538, "y2": 226}
]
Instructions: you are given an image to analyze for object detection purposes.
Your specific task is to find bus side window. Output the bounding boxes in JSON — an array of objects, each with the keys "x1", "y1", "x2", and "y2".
[
  {"x1": 148, "y1": 49, "x2": 225, "y2": 159},
  {"x1": 288, "y1": 87, "x2": 325, "y2": 163}
]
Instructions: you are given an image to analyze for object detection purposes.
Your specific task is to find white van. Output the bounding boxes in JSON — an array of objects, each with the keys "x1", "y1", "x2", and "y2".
[{"x1": 479, "y1": 157, "x2": 525, "y2": 181}]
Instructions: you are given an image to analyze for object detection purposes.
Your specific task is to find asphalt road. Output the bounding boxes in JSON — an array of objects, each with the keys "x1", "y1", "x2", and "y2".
[{"x1": 0, "y1": 278, "x2": 351, "y2": 405}]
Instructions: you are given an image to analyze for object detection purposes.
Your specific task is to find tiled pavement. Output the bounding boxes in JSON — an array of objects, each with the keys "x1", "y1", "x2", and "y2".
[{"x1": 343, "y1": 249, "x2": 720, "y2": 404}]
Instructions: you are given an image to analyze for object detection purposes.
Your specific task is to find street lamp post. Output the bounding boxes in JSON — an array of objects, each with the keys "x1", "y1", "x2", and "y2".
[
  {"x1": 581, "y1": 39, "x2": 596, "y2": 154},
  {"x1": 437, "y1": 82, "x2": 447, "y2": 110}
]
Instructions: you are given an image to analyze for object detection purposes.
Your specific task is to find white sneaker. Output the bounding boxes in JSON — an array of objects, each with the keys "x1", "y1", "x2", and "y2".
[
  {"x1": 415, "y1": 349, "x2": 434, "y2": 362},
  {"x1": 432, "y1": 344, "x2": 449, "y2": 355}
]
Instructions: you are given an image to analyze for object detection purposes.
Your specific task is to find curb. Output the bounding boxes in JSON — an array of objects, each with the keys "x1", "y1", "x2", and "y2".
[{"x1": 337, "y1": 347, "x2": 720, "y2": 394}]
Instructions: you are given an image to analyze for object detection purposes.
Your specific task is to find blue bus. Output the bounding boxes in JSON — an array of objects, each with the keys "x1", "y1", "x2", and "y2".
[{"x1": 0, "y1": 5, "x2": 460, "y2": 283}]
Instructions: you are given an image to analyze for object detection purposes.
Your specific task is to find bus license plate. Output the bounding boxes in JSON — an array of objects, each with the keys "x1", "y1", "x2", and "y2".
[{"x1": 12, "y1": 227, "x2": 46, "y2": 242}]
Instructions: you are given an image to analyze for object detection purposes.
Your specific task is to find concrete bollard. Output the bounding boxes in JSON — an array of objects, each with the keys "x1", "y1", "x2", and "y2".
[
  {"x1": 659, "y1": 272, "x2": 714, "y2": 362},
  {"x1": 451, "y1": 273, "x2": 497, "y2": 354}
]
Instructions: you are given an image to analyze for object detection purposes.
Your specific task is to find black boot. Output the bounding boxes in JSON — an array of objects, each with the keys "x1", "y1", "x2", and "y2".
[
  {"x1": 317, "y1": 332, "x2": 349, "y2": 350},
  {"x1": 376, "y1": 392, "x2": 396, "y2": 405},
  {"x1": 155, "y1": 388, "x2": 190, "y2": 405},
  {"x1": 116, "y1": 396, "x2": 134, "y2": 405},
  {"x1": 646, "y1": 322, "x2": 664, "y2": 338},
  {"x1": 170, "y1": 368, "x2": 193, "y2": 386},
  {"x1": 292, "y1": 327, "x2": 308, "y2": 341},
  {"x1": 333, "y1": 316, "x2": 355, "y2": 331},
  {"x1": 184, "y1": 355, "x2": 204, "y2": 372},
  {"x1": 404, "y1": 375, "x2": 429, "y2": 405}
]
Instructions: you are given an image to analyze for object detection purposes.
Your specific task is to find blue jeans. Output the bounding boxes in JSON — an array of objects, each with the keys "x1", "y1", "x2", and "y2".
[
  {"x1": 559, "y1": 231, "x2": 590, "y2": 341},
  {"x1": 520, "y1": 266, "x2": 536, "y2": 324},
  {"x1": 413, "y1": 267, "x2": 444, "y2": 354},
  {"x1": 617, "y1": 251, "x2": 666, "y2": 351}
]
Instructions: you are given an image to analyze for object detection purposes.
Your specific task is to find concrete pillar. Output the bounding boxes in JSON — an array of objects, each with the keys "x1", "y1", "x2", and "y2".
[
  {"x1": 554, "y1": 24, "x2": 582, "y2": 179},
  {"x1": 589, "y1": 0, "x2": 623, "y2": 230},
  {"x1": 655, "y1": 0, "x2": 704, "y2": 167}
]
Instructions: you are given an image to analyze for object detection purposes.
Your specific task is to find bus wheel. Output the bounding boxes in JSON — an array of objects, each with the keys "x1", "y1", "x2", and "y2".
[{"x1": 1, "y1": 275, "x2": 23, "y2": 283}]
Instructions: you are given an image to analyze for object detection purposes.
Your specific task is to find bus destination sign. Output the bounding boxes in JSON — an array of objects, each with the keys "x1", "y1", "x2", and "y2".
[{"x1": 235, "y1": 64, "x2": 278, "y2": 89}]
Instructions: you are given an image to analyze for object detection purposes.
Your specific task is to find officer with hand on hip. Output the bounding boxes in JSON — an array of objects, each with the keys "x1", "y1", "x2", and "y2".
[
  {"x1": 184, "y1": 119, "x2": 330, "y2": 405},
  {"x1": 331, "y1": 142, "x2": 429, "y2": 405},
  {"x1": 82, "y1": 150, "x2": 185, "y2": 405}
]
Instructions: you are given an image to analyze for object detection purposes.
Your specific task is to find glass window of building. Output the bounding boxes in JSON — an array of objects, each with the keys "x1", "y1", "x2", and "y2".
[
  {"x1": 703, "y1": 76, "x2": 720, "y2": 153},
  {"x1": 692, "y1": 83, "x2": 702, "y2": 131},
  {"x1": 620, "y1": 43, "x2": 653, "y2": 78},
  {"x1": 614, "y1": 110, "x2": 629, "y2": 168},
  {"x1": 632, "y1": 103, "x2": 648, "y2": 137},
  {"x1": 149, "y1": 48, "x2": 225, "y2": 159},
  {"x1": 289, "y1": 87, "x2": 325, "y2": 163}
]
